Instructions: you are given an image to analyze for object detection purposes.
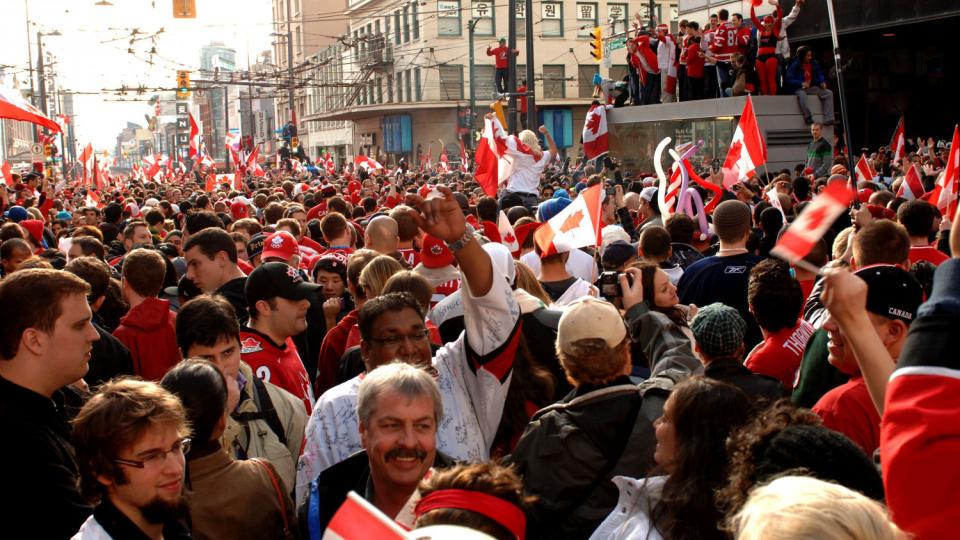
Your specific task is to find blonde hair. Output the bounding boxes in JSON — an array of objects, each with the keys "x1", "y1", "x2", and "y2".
[
  {"x1": 514, "y1": 260, "x2": 552, "y2": 305},
  {"x1": 731, "y1": 476, "x2": 905, "y2": 540},
  {"x1": 518, "y1": 130, "x2": 541, "y2": 153},
  {"x1": 358, "y1": 254, "x2": 404, "y2": 298}
]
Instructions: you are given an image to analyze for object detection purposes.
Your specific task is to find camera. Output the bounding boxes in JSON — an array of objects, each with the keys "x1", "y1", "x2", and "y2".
[{"x1": 597, "y1": 271, "x2": 633, "y2": 299}]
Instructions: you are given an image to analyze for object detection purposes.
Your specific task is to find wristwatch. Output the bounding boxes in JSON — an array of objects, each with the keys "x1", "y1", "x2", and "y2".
[{"x1": 445, "y1": 224, "x2": 476, "y2": 252}]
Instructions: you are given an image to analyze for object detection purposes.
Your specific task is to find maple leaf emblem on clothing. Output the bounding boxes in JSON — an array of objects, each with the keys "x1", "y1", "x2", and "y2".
[
  {"x1": 240, "y1": 337, "x2": 263, "y2": 354},
  {"x1": 560, "y1": 210, "x2": 584, "y2": 233},
  {"x1": 586, "y1": 110, "x2": 602, "y2": 135},
  {"x1": 286, "y1": 266, "x2": 303, "y2": 283}
]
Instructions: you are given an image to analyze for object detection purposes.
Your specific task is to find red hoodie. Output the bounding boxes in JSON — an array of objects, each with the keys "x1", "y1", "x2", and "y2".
[{"x1": 113, "y1": 297, "x2": 181, "y2": 381}]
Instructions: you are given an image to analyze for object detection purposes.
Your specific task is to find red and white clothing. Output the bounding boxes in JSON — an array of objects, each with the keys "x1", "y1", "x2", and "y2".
[
  {"x1": 239, "y1": 327, "x2": 314, "y2": 414},
  {"x1": 685, "y1": 41, "x2": 705, "y2": 79},
  {"x1": 745, "y1": 319, "x2": 814, "y2": 391},
  {"x1": 710, "y1": 22, "x2": 748, "y2": 63},
  {"x1": 295, "y1": 265, "x2": 521, "y2": 505},
  {"x1": 486, "y1": 45, "x2": 513, "y2": 69},
  {"x1": 631, "y1": 34, "x2": 659, "y2": 76},
  {"x1": 908, "y1": 246, "x2": 949, "y2": 266},
  {"x1": 813, "y1": 374, "x2": 880, "y2": 455},
  {"x1": 398, "y1": 247, "x2": 422, "y2": 268}
]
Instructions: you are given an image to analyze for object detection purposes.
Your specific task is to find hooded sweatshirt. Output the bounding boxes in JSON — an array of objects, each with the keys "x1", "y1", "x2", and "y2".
[{"x1": 113, "y1": 297, "x2": 181, "y2": 381}]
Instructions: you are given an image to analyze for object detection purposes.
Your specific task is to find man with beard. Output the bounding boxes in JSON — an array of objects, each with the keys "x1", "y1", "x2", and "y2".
[
  {"x1": 309, "y1": 362, "x2": 452, "y2": 533},
  {"x1": 240, "y1": 262, "x2": 317, "y2": 413},
  {"x1": 70, "y1": 379, "x2": 191, "y2": 539}
]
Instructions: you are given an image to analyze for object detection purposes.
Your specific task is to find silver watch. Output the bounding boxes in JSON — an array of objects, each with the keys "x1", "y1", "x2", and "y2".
[{"x1": 445, "y1": 224, "x2": 476, "y2": 252}]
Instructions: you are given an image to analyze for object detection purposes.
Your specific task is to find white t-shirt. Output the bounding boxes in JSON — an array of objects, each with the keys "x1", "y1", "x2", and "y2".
[
  {"x1": 502, "y1": 135, "x2": 553, "y2": 195},
  {"x1": 520, "y1": 248, "x2": 598, "y2": 284}
]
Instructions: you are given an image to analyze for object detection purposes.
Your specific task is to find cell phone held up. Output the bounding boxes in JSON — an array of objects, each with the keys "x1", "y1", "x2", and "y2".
[{"x1": 597, "y1": 271, "x2": 633, "y2": 299}]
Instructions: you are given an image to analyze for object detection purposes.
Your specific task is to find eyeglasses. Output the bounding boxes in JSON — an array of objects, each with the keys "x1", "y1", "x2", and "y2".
[
  {"x1": 114, "y1": 438, "x2": 191, "y2": 470},
  {"x1": 369, "y1": 329, "x2": 431, "y2": 346}
]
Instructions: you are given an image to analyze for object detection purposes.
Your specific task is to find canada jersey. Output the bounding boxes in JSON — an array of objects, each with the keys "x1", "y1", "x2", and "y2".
[
  {"x1": 240, "y1": 327, "x2": 314, "y2": 414},
  {"x1": 398, "y1": 248, "x2": 422, "y2": 268},
  {"x1": 710, "y1": 22, "x2": 744, "y2": 62}
]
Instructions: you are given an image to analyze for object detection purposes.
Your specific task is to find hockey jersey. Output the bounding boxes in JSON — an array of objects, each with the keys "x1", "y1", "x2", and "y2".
[{"x1": 240, "y1": 327, "x2": 315, "y2": 414}]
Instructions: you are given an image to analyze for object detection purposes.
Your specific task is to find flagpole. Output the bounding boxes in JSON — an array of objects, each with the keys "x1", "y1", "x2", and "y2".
[{"x1": 825, "y1": 0, "x2": 857, "y2": 204}]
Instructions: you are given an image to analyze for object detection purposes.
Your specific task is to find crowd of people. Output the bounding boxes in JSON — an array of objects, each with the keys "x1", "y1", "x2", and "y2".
[{"x1": 0, "y1": 120, "x2": 957, "y2": 540}]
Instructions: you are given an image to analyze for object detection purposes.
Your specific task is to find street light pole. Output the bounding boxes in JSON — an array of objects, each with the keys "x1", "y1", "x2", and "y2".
[
  {"x1": 468, "y1": 18, "x2": 479, "y2": 150},
  {"x1": 36, "y1": 31, "x2": 48, "y2": 115},
  {"x1": 507, "y1": 0, "x2": 517, "y2": 133},
  {"x1": 524, "y1": 0, "x2": 535, "y2": 131},
  {"x1": 285, "y1": 0, "x2": 295, "y2": 127}
]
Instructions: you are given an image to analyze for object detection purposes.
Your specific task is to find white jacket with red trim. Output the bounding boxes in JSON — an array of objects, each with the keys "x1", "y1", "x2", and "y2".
[{"x1": 294, "y1": 266, "x2": 521, "y2": 506}]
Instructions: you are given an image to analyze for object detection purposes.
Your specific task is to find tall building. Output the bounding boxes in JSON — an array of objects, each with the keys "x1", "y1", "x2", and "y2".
[
  {"x1": 199, "y1": 42, "x2": 239, "y2": 161},
  {"x1": 271, "y1": 0, "x2": 349, "y2": 153},
  {"x1": 303, "y1": 0, "x2": 666, "y2": 166}
]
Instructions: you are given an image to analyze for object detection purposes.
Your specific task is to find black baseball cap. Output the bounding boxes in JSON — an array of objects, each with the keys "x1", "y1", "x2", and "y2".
[
  {"x1": 855, "y1": 264, "x2": 923, "y2": 325},
  {"x1": 245, "y1": 262, "x2": 320, "y2": 307},
  {"x1": 246, "y1": 233, "x2": 267, "y2": 260}
]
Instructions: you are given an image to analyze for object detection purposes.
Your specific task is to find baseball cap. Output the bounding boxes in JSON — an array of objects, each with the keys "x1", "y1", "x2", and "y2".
[
  {"x1": 312, "y1": 252, "x2": 348, "y2": 282},
  {"x1": 601, "y1": 225, "x2": 631, "y2": 249},
  {"x1": 261, "y1": 231, "x2": 299, "y2": 261},
  {"x1": 854, "y1": 265, "x2": 923, "y2": 324},
  {"x1": 230, "y1": 200, "x2": 249, "y2": 220},
  {"x1": 4, "y1": 206, "x2": 28, "y2": 223},
  {"x1": 601, "y1": 240, "x2": 638, "y2": 268},
  {"x1": 557, "y1": 297, "x2": 627, "y2": 352},
  {"x1": 421, "y1": 234, "x2": 455, "y2": 269},
  {"x1": 690, "y1": 303, "x2": 747, "y2": 357},
  {"x1": 246, "y1": 233, "x2": 267, "y2": 260},
  {"x1": 640, "y1": 186, "x2": 658, "y2": 203},
  {"x1": 55, "y1": 211, "x2": 72, "y2": 221},
  {"x1": 245, "y1": 261, "x2": 320, "y2": 307}
]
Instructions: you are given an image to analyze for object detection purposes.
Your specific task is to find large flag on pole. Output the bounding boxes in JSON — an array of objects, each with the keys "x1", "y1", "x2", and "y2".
[
  {"x1": 896, "y1": 164, "x2": 925, "y2": 201},
  {"x1": 854, "y1": 154, "x2": 877, "y2": 184},
  {"x1": 533, "y1": 184, "x2": 604, "y2": 257},
  {"x1": 771, "y1": 181, "x2": 854, "y2": 264},
  {"x1": 582, "y1": 103, "x2": 611, "y2": 160},
  {"x1": 720, "y1": 96, "x2": 767, "y2": 188},
  {"x1": 890, "y1": 115, "x2": 906, "y2": 165},
  {"x1": 79, "y1": 144, "x2": 94, "y2": 186},
  {"x1": 354, "y1": 154, "x2": 384, "y2": 173},
  {"x1": 188, "y1": 113, "x2": 200, "y2": 158},
  {"x1": 933, "y1": 125, "x2": 959, "y2": 219},
  {"x1": 473, "y1": 117, "x2": 510, "y2": 197},
  {"x1": 0, "y1": 85, "x2": 62, "y2": 132}
]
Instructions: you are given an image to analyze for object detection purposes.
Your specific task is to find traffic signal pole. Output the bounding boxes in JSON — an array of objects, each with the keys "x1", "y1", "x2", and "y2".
[
  {"x1": 507, "y1": 0, "x2": 517, "y2": 133},
  {"x1": 524, "y1": 0, "x2": 535, "y2": 131}
]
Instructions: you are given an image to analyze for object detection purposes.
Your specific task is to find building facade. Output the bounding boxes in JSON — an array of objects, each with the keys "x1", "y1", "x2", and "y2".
[{"x1": 300, "y1": 0, "x2": 672, "y2": 167}]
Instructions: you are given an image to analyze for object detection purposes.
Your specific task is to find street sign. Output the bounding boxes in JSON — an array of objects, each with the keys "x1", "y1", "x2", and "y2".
[
  {"x1": 176, "y1": 118, "x2": 189, "y2": 130},
  {"x1": 177, "y1": 134, "x2": 189, "y2": 146},
  {"x1": 176, "y1": 102, "x2": 189, "y2": 116},
  {"x1": 31, "y1": 143, "x2": 44, "y2": 159},
  {"x1": 608, "y1": 37, "x2": 627, "y2": 51}
]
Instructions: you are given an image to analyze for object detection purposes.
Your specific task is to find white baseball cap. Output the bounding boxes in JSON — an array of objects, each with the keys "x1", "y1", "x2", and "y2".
[{"x1": 557, "y1": 296, "x2": 627, "y2": 352}]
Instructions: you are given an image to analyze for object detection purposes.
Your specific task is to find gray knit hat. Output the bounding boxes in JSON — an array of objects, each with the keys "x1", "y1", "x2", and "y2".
[
  {"x1": 712, "y1": 200, "x2": 753, "y2": 240},
  {"x1": 690, "y1": 302, "x2": 746, "y2": 357}
]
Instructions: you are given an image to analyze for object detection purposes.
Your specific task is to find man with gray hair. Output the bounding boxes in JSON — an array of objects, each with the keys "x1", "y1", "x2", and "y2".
[{"x1": 306, "y1": 362, "x2": 454, "y2": 533}]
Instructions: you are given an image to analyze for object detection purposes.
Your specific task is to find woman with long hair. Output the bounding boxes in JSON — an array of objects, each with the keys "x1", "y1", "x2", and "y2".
[{"x1": 591, "y1": 377, "x2": 755, "y2": 539}]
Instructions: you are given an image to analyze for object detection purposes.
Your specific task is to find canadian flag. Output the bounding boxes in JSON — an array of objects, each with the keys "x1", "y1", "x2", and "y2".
[
  {"x1": 246, "y1": 145, "x2": 265, "y2": 177},
  {"x1": 85, "y1": 190, "x2": 103, "y2": 209},
  {"x1": 890, "y1": 116, "x2": 905, "y2": 164},
  {"x1": 323, "y1": 492, "x2": 405, "y2": 540},
  {"x1": 1, "y1": 161, "x2": 12, "y2": 187},
  {"x1": 205, "y1": 174, "x2": 217, "y2": 192},
  {"x1": 79, "y1": 143, "x2": 94, "y2": 186},
  {"x1": 131, "y1": 163, "x2": 143, "y2": 181},
  {"x1": 767, "y1": 184, "x2": 786, "y2": 220},
  {"x1": 354, "y1": 154, "x2": 384, "y2": 173},
  {"x1": 771, "y1": 181, "x2": 853, "y2": 264},
  {"x1": 933, "y1": 125, "x2": 959, "y2": 219},
  {"x1": 855, "y1": 154, "x2": 877, "y2": 184},
  {"x1": 534, "y1": 184, "x2": 604, "y2": 257},
  {"x1": 324, "y1": 153, "x2": 336, "y2": 174},
  {"x1": 474, "y1": 116, "x2": 510, "y2": 197},
  {"x1": 721, "y1": 96, "x2": 767, "y2": 188},
  {"x1": 582, "y1": 103, "x2": 611, "y2": 160},
  {"x1": 896, "y1": 164, "x2": 925, "y2": 201},
  {"x1": 143, "y1": 154, "x2": 168, "y2": 180},
  {"x1": 0, "y1": 85, "x2": 61, "y2": 133},
  {"x1": 497, "y1": 210, "x2": 519, "y2": 253},
  {"x1": 188, "y1": 113, "x2": 201, "y2": 159}
]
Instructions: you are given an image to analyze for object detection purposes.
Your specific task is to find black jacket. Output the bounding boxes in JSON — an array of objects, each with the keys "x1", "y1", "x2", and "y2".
[
  {"x1": 705, "y1": 356, "x2": 786, "y2": 404},
  {"x1": 307, "y1": 450, "x2": 455, "y2": 535},
  {"x1": 84, "y1": 322, "x2": 134, "y2": 387},
  {"x1": 0, "y1": 376, "x2": 92, "y2": 539},
  {"x1": 217, "y1": 276, "x2": 249, "y2": 323}
]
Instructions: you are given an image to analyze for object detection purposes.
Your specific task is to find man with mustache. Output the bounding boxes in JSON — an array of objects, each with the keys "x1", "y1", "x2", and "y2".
[
  {"x1": 240, "y1": 262, "x2": 319, "y2": 414},
  {"x1": 70, "y1": 379, "x2": 191, "y2": 539},
  {"x1": 309, "y1": 362, "x2": 452, "y2": 533},
  {"x1": 0, "y1": 269, "x2": 100, "y2": 538}
]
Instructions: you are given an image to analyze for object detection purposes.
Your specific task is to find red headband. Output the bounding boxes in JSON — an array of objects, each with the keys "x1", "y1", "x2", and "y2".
[{"x1": 414, "y1": 489, "x2": 526, "y2": 540}]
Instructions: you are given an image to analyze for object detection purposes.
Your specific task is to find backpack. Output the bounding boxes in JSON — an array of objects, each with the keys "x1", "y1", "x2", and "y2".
[{"x1": 232, "y1": 376, "x2": 288, "y2": 447}]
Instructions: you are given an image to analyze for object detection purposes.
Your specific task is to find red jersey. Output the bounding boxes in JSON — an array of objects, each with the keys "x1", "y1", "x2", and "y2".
[
  {"x1": 398, "y1": 247, "x2": 422, "y2": 268},
  {"x1": 685, "y1": 42, "x2": 705, "y2": 78},
  {"x1": 516, "y1": 85, "x2": 528, "y2": 113},
  {"x1": 813, "y1": 375, "x2": 881, "y2": 455},
  {"x1": 632, "y1": 35, "x2": 659, "y2": 74},
  {"x1": 486, "y1": 45, "x2": 514, "y2": 69},
  {"x1": 710, "y1": 22, "x2": 746, "y2": 62},
  {"x1": 745, "y1": 319, "x2": 814, "y2": 391},
  {"x1": 239, "y1": 327, "x2": 314, "y2": 414},
  {"x1": 908, "y1": 246, "x2": 949, "y2": 266}
]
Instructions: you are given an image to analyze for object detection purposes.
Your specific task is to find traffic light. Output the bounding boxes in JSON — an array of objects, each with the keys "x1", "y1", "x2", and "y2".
[
  {"x1": 589, "y1": 27, "x2": 603, "y2": 62},
  {"x1": 44, "y1": 144, "x2": 53, "y2": 162},
  {"x1": 176, "y1": 70, "x2": 191, "y2": 98}
]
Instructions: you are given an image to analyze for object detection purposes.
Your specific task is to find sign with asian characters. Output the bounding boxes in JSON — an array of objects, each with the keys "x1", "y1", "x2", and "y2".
[
  {"x1": 472, "y1": 1, "x2": 492, "y2": 19},
  {"x1": 542, "y1": 2, "x2": 561, "y2": 19}
]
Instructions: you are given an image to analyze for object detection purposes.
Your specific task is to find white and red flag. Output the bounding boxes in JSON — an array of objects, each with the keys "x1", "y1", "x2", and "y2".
[
  {"x1": 497, "y1": 210, "x2": 519, "y2": 253},
  {"x1": 188, "y1": 113, "x2": 201, "y2": 159},
  {"x1": 890, "y1": 116, "x2": 906, "y2": 164},
  {"x1": 354, "y1": 154, "x2": 384, "y2": 173},
  {"x1": 855, "y1": 154, "x2": 878, "y2": 184},
  {"x1": 720, "y1": 96, "x2": 767, "y2": 188},
  {"x1": 896, "y1": 164, "x2": 925, "y2": 201},
  {"x1": 246, "y1": 145, "x2": 265, "y2": 177},
  {"x1": 1, "y1": 161, "x2": 12, "y2": 187},
  {"x1": 323, "y1": 491, "x2": 405, "y2": 540},
  {"x1": 534, "y1": 184, "x2": 604, "y2": 257},
  {"x1": 473, "y1": 116, "x2": 510, "y2": 197},
  {"x1": 323, "y1": 153, "x2": 336, "y2": 175},
  {"x1": 582, "y1": 103, "x2": 611, "y2": 160},
  {"x1": 0, "y1": 85, "x2": 61, "y2": 132},
  {"x1": 85, "y1": 190, "x2": 103, "y2": 209},
  {"x1": 932, "y1": 125, "x2": 959, "y2": 219},
  {"x1": 79, "y1": 143, "x2": 94, "y2": 186},
  {"x1": 771, "y1": 181, "x2": 854, "y2": 265}
]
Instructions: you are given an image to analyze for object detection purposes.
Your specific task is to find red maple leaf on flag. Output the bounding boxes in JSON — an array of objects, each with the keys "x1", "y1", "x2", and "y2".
[
  {"x1": 586, "y1": 111, "x2": 601, "y2": 135},
  {"x1": 723, "y1": 140, "x2": 742, "y2": 170},
  {"x1": 504, "y1": 232, "x2": 516, "y2": 244},
  {"x1": 802, "y1": 204, "x2": 830, "y2": 231},
  {"x1": 560, "y1": 210, "x2": 584, "y2": 233}
]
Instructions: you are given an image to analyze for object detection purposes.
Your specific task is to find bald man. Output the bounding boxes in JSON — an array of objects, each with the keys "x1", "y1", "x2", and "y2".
[{"x1": 364, "y1": 215, "x2": 400, "y2": 256}]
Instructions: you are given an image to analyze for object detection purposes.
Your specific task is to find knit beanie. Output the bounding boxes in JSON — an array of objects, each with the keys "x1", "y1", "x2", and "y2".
[
  {"x1": 753, "y1": 424, "x2": 885, "y2": 501},
  {"x1": 537, "y1": 197, "x2": 572, "y2": 222},
  {"x1": 712, "y1": 200, "x2": 752, "y2": 240}
]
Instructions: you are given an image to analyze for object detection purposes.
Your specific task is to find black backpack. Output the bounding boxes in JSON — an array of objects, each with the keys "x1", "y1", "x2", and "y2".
[{"x1": 231, "y1": 376, "x2": 287, "y2": 447}]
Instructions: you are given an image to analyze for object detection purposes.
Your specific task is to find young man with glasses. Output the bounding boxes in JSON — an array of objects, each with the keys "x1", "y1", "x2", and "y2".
[
  {"x1": 71, "y1": 378, "x2": 192, "y2": 539},
  {"x1": 295, "y1": 186, "x2": 521, "y2": 507}
]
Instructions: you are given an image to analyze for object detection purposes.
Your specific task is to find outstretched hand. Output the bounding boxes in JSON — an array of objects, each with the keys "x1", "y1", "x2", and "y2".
[
  {"x1": 620, "y1": 267, "x2": 645, "y2": 311},
  {"x1": 403, "y1": 185, "x2": 466, "y2": 243}
]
